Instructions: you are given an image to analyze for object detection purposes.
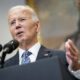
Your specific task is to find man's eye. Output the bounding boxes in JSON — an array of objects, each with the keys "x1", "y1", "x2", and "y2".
[
  {"x1": 10, "y1": 21, "x2": 15, "y2": 25},
  {"x1": 20, "y1": 18, "x2": 26, "y2": 21}
]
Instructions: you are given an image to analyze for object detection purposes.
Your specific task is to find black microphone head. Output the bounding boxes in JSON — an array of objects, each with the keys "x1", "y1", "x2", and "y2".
[
  {"x1": 0, "y1": 44, "x2": 2, "y2": 52},
  {"x1": 3, "y1": 39, "x2": 19, "y2": 54}
]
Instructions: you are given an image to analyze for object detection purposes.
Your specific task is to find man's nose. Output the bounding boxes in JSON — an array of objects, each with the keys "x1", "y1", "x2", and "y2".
[{"x1": 15, "y1": 21, "x2": 21, "y2": 29}]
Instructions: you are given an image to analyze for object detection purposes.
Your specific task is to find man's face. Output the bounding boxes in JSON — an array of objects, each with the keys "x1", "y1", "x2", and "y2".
[{"x1": 8, "y1": 8, "x2": 39, "y2": 44}]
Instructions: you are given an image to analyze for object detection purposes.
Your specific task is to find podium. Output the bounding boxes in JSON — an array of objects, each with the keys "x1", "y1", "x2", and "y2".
[{"x1": 0, "y1": 56, "x2": 77, "y2": 80}]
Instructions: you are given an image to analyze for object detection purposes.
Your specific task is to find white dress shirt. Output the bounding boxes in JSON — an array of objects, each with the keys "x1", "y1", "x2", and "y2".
[{"x1": 18, "y1": 42, "x2": 41, "y2": 65}]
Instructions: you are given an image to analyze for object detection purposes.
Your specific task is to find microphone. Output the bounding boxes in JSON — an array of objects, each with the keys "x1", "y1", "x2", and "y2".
[
  {"x1": 0, "y1": 40, "x2": 19, "y2": 68},
  {"x1": 0, "y1": 44, "x2": 2, "y2": 52},
  {"x1": 3, "y1": 39, "x2": 19, "y2": 54}
]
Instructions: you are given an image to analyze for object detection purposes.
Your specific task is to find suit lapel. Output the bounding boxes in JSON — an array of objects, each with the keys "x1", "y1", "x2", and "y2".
[
  {"x1": 12, "y1": 46, "x2": 51, "y2": 65},
  {"x1": 37, "y1": 46, "x2": 67, "y2": 66},
  {"x1": 12, "y1": 51, "x2": 19, "y2": 65},
  {"x1": 36, "y1": 45, "x2": 53, "y2": 60},
  {"x1": 4, "y1": 51, "x2": 19, "y2": 67}
]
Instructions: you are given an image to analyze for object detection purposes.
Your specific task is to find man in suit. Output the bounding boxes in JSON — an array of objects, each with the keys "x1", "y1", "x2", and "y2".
[
  {"x1": 4, "y1": 5, "x2": 67, "y2": 67},
  {"x1": 3, "y1": 5, "x2": 78, "y2": 80}
]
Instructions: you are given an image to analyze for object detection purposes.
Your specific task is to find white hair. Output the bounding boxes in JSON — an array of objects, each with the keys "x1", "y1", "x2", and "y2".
[{"x1": 8, "y1": 5, "x2": 39, "y2": 22}]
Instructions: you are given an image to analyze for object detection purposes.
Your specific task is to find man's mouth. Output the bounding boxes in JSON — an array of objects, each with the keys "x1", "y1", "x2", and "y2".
[{"x1": 16, "y1": 31, "x2": 24, "y2": 36}]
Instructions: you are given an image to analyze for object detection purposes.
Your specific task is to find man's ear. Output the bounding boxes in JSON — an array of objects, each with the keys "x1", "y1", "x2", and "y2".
[{"x1": 35, "y1": 21, "x2": 40, "y2": 33}]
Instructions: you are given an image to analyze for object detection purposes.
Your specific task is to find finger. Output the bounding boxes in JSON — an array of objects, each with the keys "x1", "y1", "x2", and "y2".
[
  {"x1": 65, "y1": 39, "x2": 78, "y2": 56},
  {"x1": 68, "y1": 39, "x2": 78, "y2": 53},
  {"x1": 65, "y1": 40, "x2": 76, "y2": 56},
  {"x1": 69, "y1": 45, "x2": 78, "y2": 57},
  {"x1": 65, "y1": 39, "x2": 78, "y2": 62},
  {"x1": 66, "y1": 50, "x2": 78, "y2": 63}
]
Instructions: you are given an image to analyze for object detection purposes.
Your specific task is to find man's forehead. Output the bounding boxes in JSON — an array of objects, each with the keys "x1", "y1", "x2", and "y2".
[
  {"x1": 9, "y1": 8, "x2": 32, "y2": 16},
  {"x1": 8, "y1": 10, "x2": 31, "y2": 22},
  {"x1": 8, "y1": 9, "x2": 32, "y2": 21}
]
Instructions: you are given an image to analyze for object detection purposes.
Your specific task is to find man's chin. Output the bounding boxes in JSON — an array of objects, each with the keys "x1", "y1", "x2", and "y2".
[
  {"x1": 17, "y1": 38, "x2": 26, "y2": 43},
  {"x1": 15, "y1": 37, "x2": 31, "y2": 43},
  {"x1": 13, "y1": 38, "x2": 22, "y2": 43}
]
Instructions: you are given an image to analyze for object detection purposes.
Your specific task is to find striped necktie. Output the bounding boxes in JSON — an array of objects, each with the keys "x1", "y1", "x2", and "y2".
[{"x1": 21, "y1": 51, "x2": 32, "y2": 65}]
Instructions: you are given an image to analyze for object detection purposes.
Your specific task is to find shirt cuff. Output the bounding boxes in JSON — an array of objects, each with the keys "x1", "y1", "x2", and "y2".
[{"x1": 68, "y1": 64, "x2": 80, "y2": 79}]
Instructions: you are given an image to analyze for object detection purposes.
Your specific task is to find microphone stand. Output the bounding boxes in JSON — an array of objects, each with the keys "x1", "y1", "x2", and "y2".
[{"x1": 0, "y1": 52, "x2": 7, "y2": 68}]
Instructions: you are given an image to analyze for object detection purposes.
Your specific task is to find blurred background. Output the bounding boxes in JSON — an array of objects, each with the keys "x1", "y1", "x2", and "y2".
[{"x1": 0, "y1": 0, "x2": 79, "y2": 49}]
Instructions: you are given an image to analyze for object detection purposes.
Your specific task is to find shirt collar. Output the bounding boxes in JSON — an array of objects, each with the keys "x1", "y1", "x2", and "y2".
[{"x1": 19, "y1": 42, "x2": 41, "y2": 58}]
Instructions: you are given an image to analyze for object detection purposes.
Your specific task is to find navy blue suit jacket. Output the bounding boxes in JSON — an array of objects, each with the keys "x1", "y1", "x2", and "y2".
[{"x1": 4, "y1": 45, "x2": 67, "y2": 67}]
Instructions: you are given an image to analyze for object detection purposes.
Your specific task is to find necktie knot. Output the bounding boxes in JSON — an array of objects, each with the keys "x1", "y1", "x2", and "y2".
[{"x1": 21, "y1": 51, "x2": 32, "y2": 65}]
